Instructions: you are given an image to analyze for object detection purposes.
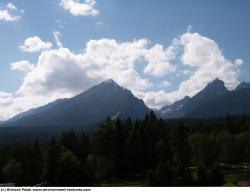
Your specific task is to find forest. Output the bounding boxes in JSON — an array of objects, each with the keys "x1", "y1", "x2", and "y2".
[{"x1": 1, "y1": 111, "x2": 250, "y2": 187}]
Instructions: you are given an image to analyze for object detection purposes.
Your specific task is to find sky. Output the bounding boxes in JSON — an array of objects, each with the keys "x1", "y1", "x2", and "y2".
[{"x1": 0, "y1": 0, "x2": 250, "y2": 120}]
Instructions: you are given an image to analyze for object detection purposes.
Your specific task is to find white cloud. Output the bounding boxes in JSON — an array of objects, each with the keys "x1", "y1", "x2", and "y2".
[
  {"x1": 0, "y1": 10, "x2": 20, "y2": 21},
  {"x1": 143, "y1": 42, "x2": 177, "y2": 77},
  {"x1": 7, "y1": 3, "x2": 17, "y2": 10},
  {"x1": 11, "y1": 60, "x2": 34, "y2": 73},
  {"x1": 17, "y1": 47, "x2": 93, "y2": 96},
  {"x1": 178, "y1": 31, "x2": 241, "y2": 91},
  {"x1": 19, "y1": 36, "x2": 53, "y2": 53},
  {"x1": 141, "y1": 31, "x2": 243, "y2": 108},
  {"x1": 60, "y1": 0, "x2": 99, "y2": 16},
  {"x1": 53, "y1": 31, "x2": 63, "y2": 48},
  {"x1": 235, "y1": 58, "x2": 244, "y2": 66},
  {"x1": 0, "y1": 31, "x2": 244, "y2": 119},
  {"x1": 17, "y1": 39, "x2": 161, "y2": 96},
  {"x1": 0, "y1": 3, "x2": 22, "y2": 22},
  {"x1": 0, "y1": 38, "x2": 172, "y2": 119},
  {"x1": 0, "y1": 92, "x2": 13, "y2": 120},
  {"x1": 0, "y1": 92, "x2": 12, "y2": 98},
  {"x1": 140, "y1": 90, "x2": 172, "y2": 110}
]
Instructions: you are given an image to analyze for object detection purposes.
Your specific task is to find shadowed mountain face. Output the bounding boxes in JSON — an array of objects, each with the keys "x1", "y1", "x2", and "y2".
[
  {"x1": 4, "y1": 79, "x2": 150, "y2": 128},
  {"x1": 157, "y1": 79, "x2": 230, "y2": 119},
  {"x1": 156, "y1": 96, "x2": 191, "y2": 119},
  {"x1": 236, "y1": 82, "x2": 250, "y2": 91},
  {"x1": 3, "y1": 78, "x2": 250, "y2": 130},
  {"x1": 187, "y1": 86, "x2": 250, "y2": 118}
]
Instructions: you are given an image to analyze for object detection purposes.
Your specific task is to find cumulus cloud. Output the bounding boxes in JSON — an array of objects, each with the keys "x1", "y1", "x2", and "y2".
[
  {"x1": 17, "y1": 48, "x2": 93, "y2": 96},
  {"x1": 0, "y1": 30, "x2": 244, "y2": 119},
  {"x1": 17, "y1": 38, "x2": 168, "y2": 96},
  {"x1": 11, "y1": 60, "x2": 34, "y2": 73},
  {"x1": 0, "y1": 38, "x2": 175, "y2": 119},
  {"x1": 141, "y1": 31, "x2": 243, "y2": 108},
  {"x1": 19, "y1": 36, "x2": 53, "y2": 53},
  {"x1": 177, "y1": 31, "x2": 241, "y2": 92},
  {"x1": 143, "y1": 42, "x2": 177, "y2": 77},
  {"x1": 0, "y1": 2, "x2": 22, "y2": 22},
  {"x1": 60, "y1": 0, "x2": 99, "y2": 16}
]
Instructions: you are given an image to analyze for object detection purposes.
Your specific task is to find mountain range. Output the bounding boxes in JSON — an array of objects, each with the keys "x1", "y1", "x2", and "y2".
[
  {"x1": 2, "y1": 78, "x2": 250, "y2": 130},
  {"x1": 4, "y1": 79, "x2": 150, "y2": 128},
  {"x1": 157, "y1": 79, "x2": 250, "y2": 119}
]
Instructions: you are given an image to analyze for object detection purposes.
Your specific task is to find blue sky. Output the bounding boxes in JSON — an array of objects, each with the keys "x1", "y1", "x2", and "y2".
[{"x1": 0, "y1": 0, "x2": 250, "y2": 119}]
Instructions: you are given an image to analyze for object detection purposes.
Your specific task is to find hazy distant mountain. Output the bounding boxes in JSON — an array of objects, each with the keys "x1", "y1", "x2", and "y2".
[
  {"x1": 158, "y1": 79, "x2": 229, "y2": 119},
  {"x1": 4, "y1": 79, "x2": 150, "y2": 128}
]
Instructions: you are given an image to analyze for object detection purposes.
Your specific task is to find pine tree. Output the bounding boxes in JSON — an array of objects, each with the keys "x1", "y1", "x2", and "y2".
[
  {"x1": 29, "y1": 139, "x2": 44, "y2": 185},
  {"x1": 60, "y1": 129, "x2": 78, "y2": 155},
  {"x1": 44, "y1": 137, "x2": 61, "y2": 185},
  {"x1": 56, "y1": 150, "x2": 82, "y2": 186}
]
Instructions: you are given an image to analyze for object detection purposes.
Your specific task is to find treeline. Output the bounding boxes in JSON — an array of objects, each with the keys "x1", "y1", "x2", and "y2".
[{"x1": 1, "y1": 111, "x2": 250, "y2": 186}]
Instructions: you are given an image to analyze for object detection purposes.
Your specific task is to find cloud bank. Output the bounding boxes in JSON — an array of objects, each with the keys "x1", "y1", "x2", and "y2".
[{"x1": 0, "y1": 30, "x2": 243, "y2": 120}]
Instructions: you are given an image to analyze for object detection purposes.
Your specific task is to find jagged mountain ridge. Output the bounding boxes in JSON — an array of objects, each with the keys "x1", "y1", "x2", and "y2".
[
  {"x1": 236, "y1": 82, "x2": 250, "y2": 91},
  {"x1": 3, "y1": 78, "x2": 250, "y2": 128},
  {"x1": 156, "y1": 96, "x2": 191, "y2": 118},
  {"x1": 187, "y1": 86, "x2": 250, "y2": 118},
  {"x1": 4, "y1": 79, "x2": 150, "y2": 128},
  {"x1": 157, "y1": 79, "x2": 230, "y2": 119}
]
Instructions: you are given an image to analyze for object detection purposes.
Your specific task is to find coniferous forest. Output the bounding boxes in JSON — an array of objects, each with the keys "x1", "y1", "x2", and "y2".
[{"x1": 1, "y1": 111, "x2": 250, "y2": 187}]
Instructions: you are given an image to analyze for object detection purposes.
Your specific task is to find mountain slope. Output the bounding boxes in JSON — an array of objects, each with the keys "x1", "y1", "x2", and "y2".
[
  {"x1": 4, "y1": 79, "x2": 150, "y2": 128},
  {"x1": 158, "y1": 79, "x2": 229, "y2": 119},
  {"x1": 187, "y1": 87, "x2": 250, "y2": 118},
  {"x1": 236, "y1": 82, "x2": 250, "y2": 91},
  {"x1": 7, "y1": 98, "x2": 67, "y2": 123},
  {"x1": 156, "y1": 96, "x2": 191, "y2": 118}
]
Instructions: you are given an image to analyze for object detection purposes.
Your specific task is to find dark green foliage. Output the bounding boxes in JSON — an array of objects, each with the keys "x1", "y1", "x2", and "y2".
[
  {"x1": 2, "y1": 159, "x2": 22, "y2": 185},
  {"x1": 56, "y1": 150, "x2": 82, "y2": 186},
  {"x1": 197, "y1": 162, "x2": 224, "y2": 186},
  {"x1": 60, "y1": 130, "x2": 78, "y2": 155},
  {"x1": 171, "y1": 124, "x2": 190, "y2": 165},
  {"x1": 44, "y1": 137, "x2": 61, "y2": 185},
  {"x1": 148, "y1": 161, "x2": 174, "y2": 186},
  {"x1": 189, "y1": 133, "x2": 219, "y2": 167},
  {"x1": 87, "y1": 155, "x2": 114, "y2": 183},
  {"x1": 1, "y1": 113, "x2": 250, "y2": 186},
  {"x1": 27, "y1": 139, "x2": 44, "y2": 184},
  {"x1": 217, "y1": 132, "x2": 238, "y2": 164},
  {"x1": 77, "y1": 133, "x2": 90, "y2": 164}
]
